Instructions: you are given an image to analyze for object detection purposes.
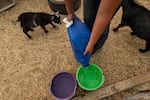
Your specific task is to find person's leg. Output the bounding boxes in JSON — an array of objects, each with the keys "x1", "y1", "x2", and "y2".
[
  {"x1": 83, "y1": 0, "x2": 110, "y2": 54},
  {"x1": 83, "y1": 0, "x2": 100, "y2": 31},
  {"x1": 92, "y1": 27, "x2": 109, "y2": 54}
]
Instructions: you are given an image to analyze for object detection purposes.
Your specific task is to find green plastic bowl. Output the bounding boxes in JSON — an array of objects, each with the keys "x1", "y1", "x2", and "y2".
[{"x1": 76, "y1": 64, "x2": 104, "y2": 91}]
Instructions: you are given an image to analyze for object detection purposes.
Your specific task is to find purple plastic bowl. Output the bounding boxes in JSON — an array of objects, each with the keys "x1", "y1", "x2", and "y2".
[{"x1": 50, "y1": 72, "x2": 77, "y2": 100}]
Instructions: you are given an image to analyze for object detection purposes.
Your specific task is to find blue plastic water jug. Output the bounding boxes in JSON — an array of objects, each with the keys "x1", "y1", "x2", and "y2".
[{"x1": 63, "y1": 17, "x2": 91, "y2": 67}]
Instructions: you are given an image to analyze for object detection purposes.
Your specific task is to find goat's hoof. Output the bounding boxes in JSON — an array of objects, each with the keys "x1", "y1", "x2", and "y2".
[
  {"x1": 45, "y1": 31, "x2": 48, "y2": 33},
  {"x1": 54, "y1": 27, "x2": 59, "y2": 30},
  {"x1": 139, "y1": 49, "x2": 147, "y2": 53},
  {"x1": 53, "y1": 26, "x2": 56, "y2": 28},
  {"x1": 130, "y1": 32, "x2": 135, "y2": 35},
  {"x1": 28, "y1": 36, "x2": 32, "y2": 39},
  {"x1": 113, "y1": 28, "x2": 118, "y2": 32}
]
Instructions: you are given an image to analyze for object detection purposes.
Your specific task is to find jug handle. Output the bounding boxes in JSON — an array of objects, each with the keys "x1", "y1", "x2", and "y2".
[{"x1": 63, "y1": 17, "x2": 73, "y2": 28}]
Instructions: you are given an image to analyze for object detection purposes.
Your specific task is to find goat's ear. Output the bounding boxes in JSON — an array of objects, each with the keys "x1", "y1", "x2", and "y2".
[
  {"x1": 55, "y1": 11, "x2": 59, "y2": 15},
  {"x1": 55, "y1": 11, "x2": 60, "y2": 18}
]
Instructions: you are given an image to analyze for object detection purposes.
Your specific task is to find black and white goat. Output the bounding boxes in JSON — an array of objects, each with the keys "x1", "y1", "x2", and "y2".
[{"x1": 17, "y1": 11, "x2": 61, "y2": 39}]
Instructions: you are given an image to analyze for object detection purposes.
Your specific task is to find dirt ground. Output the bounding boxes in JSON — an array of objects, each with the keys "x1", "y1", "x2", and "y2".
[{"x1": 0, "y1": 0, "x2": 150, "y2": 100}]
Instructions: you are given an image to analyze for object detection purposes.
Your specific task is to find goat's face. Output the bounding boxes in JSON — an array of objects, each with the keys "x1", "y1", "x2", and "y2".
[{"x1": 52, "y1": 11, "x2": 61, "y2": 24}]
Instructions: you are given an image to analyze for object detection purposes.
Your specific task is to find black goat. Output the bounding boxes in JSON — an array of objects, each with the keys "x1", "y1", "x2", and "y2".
[
  {"x1": 113, "y1": 0, "x2": 150, "y2": 53},
  {"x1": 17, "y1": 11, "x2": 61, "y2": 39}
]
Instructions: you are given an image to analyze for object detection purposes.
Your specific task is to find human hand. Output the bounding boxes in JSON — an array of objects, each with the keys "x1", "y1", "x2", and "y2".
[
  {"x1": 67, "y1": 13, "x2": 75, "y2": 21},
  {"x1": 83, "y1": 44, "x2": 94, "y2": 55}
]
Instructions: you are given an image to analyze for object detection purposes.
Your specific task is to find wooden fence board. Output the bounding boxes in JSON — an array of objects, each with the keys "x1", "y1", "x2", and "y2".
[{"x1": 72, "y1": 72, "x2": 150, "y2": 100}]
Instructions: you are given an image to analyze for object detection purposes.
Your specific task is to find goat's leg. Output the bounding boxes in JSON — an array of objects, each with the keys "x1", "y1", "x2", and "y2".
[
  {"x1": 29, "y1": 28, "x2": 34, "y2": 31},
  {"x1": 23, "y1": 27, "x2": 32, "y2": 39},
  {"x1": 113, "y1": 23, "x2": 124, "y2": 32},
  {"x1": 50, "y1": 22, "x2": 56, "y2": 28},
  {"x1": 40, "y1": 25, "x2": 48, "y2": 33},
  {"x1": 139, "y1": 40, "x2": 150, "y2": 53}
]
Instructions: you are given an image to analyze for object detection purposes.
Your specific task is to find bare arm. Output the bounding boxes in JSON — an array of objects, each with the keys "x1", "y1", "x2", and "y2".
[
  {"x1": 84, "y1": 0, "x2": 121, "y2": 54},
  {"x1": 64, "y1": 0, "x2": 74, "y2": 20}
]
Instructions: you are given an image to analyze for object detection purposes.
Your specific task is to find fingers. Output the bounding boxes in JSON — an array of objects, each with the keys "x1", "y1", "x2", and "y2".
[
  {"x1": 68, "y1": 13, "x2": 75, "y2": 21},
  {"x1": 83, "y1": 51, "x2": 88, "y2": 55},
  {"x1": 83, "y1": 43, "x2": 94, "y2": 55},
  {"x1": 83, "y1": 48, "x2": 92, "y2": 55},
  {"x1": 84, "y1": 51, "x2": 91, "y2": 55}
]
